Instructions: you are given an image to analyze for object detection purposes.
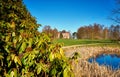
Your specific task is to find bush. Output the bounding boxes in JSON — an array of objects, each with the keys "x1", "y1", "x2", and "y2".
[{"x1": 0, "y1": 0, "x2": 74, "y2": 76}]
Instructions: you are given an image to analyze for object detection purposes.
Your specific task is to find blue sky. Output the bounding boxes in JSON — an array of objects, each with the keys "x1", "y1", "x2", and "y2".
[{"x1": 23, "y1": 0, "x2": 116, "y2": 32}]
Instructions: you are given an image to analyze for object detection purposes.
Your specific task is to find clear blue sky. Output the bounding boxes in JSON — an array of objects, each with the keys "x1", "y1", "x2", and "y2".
[{"x1": 23, "y1": 0, "x2": 116, "y2": 32}]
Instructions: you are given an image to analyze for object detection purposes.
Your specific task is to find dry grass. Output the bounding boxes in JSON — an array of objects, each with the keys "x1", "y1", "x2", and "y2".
[
  {"x1": 63, "y1": 46, "x2": 120, "y2": 77},
  {"x1": 64, "y1": 46, "x2": 120, "y2": 59},
  {"x1": 71, "y1": 59, "x2": 120, "y2": 77}
]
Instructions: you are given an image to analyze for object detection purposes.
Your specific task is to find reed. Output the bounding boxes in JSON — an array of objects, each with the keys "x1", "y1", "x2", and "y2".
[
  {"x1": 71, "y1": 59, "x2": 120, "y2": 77},
  {"x1": 64, "y1": 46, "x2": 120, "y2": 77}
]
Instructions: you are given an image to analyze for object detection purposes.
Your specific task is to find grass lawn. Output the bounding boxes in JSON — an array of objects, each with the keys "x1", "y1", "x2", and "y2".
[{"x1": 53, "y1": 39, "x2": 119, "y2": 46}]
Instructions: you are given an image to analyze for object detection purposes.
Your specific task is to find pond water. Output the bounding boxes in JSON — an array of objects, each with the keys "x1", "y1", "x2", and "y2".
[{"x1": 88, "y1": 54, "x2": 120, "y2": 70}]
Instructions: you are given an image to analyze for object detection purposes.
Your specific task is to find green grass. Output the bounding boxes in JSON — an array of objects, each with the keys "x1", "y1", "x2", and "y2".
[{"x1": 53, "y1": 39, "x2": 119, "y2": 46}]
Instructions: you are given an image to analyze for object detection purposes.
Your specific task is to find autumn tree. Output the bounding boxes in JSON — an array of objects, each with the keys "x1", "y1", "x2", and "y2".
[
  {"x1": 77, "y1": 24, "x2": 103, "y2": 39},
  {"x1": 77, "y1": 27, "x2": 85, "y2": 39},
  {"x1": 52, "y1": 28, "x2": 58, "y2": 39},
  {"x1": 93, "y1": 23, "x2": 103, "y2": 39},
  {"x1": 109, "y1": 25, "x2": 120, "y2": 40},
  {"x1": 89, "y1": 25, "x2": 94, "y2": 39},
  {"x1": 42, "y1": 25, "x2": 52, "y2": 36},
  {"x1": 103, "y1": 27, "x2": 109, "y2": 39},
  {"x1": 84, "y1": 26, "x2": 90, "y2": 39},
  {"x1": 42, "y1": 25, "x2": 59, "y2": 39}
]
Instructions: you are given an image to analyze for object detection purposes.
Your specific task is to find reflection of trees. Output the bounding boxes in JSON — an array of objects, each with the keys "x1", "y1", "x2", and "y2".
[{"x1": 115, "y1": 54, "x2": 120, "y2": 58}]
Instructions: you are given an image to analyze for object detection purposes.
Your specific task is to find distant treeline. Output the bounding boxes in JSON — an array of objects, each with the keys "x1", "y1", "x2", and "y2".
[
  {"x1": 42, "y1": 25, "x2": 71, "y2": 39},
  {"x1": 42, "y1": 24, "x2": 120, "y2": 41},
  {"x1": 76, "y1": 23, "x2": 120, "y2": 40}
]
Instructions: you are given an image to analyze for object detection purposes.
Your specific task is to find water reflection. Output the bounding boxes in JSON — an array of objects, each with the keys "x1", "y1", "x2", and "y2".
[{"x1": 88, "y1": 54, "x2": 120, "y2": 70}]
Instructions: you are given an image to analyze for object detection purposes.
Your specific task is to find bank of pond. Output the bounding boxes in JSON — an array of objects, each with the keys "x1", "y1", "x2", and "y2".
[{"x1": 64, "y1": 46, "x2": 120, "y2": 77}]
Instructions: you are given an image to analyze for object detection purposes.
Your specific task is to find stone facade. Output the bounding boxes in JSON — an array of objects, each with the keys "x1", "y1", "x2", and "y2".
[{"x1": 57, "y1": 32, "x2": 70, "y2": 39}]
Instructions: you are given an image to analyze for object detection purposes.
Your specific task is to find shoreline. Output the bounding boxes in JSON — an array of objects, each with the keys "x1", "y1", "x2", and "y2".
[
  {"x1": 63, "y1": 46, "x2": 120, "y2": 59},
  {"x1": 63, "y1": 46, "x2": 120, "y2": 77}
]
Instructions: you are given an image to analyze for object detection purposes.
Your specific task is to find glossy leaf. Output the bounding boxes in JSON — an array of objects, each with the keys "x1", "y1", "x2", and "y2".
[
  {"x1": 10, "y1": 71, "x2": 14, "y2": 77},
  {"x1": 63, "y1": 68, "x2": 69, "y2": 77},
  {"x1": 11, "y1": 54, "x2": 15, "y2": 61},
  {"x1": 12, "y1": 32, "x2": 15, "y2": 37},
  {"x1": 27, "y1": 38, "x2": 33, "y2": 47},
  {"x1": 19, "y1": 42, "x2": 26, "y2": 53},
  {"x1": 14, "y1": 56, "x2": 22, "y2": 66},
  {"x1": 13, "y1": 68, "x2": 17, "y2": 77},
  {"x1": 37, "y1": 65, "x2": 42, "y2": 74},
  {"x1": 60, "y1": 48, "x2": 64, "y2": 56},
  {"x1": 0, "y1": 55, "x2": 4, "y2": 59},
  {"x1": 49, "y1": 52, "x2": 54, "y2": 61},
  {"x1": 50, "y1": 68, "x2": 56, "y2": 76}
]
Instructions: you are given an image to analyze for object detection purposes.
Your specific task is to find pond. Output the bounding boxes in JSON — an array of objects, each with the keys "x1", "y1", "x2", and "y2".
[{"x1": 88, "y1": 54, "x2": 120, "y2": 70}]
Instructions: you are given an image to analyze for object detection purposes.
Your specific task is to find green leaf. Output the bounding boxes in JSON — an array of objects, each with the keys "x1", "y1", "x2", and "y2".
[
  {"x1": 49, "y1": 52, "x2": 54, "y2": 61},
  {"x1": 22, "y1": 53, "x2": 29, "y2": 59},
  {"x1": 0, "y1": 55, "x2": 4, "y2": 59},
  {"x1": 8, "y1": 61, "x2": 12, "y2": 67},
  {"x1": 11, "y1": 54, "x2": 15, "y2": 60},
  {"x1": 5, "y1": 45, "x2": 10, "y2": 53},
  {"x1": 5, "y1": 36, "x2": 10, "y2": 42},
  {"x1": 18, "y1": 35, "x2": 22, "y2": 42},
  {"x1": 33, "y1": 49, "x2": 39, "y2": 54},
  {"x1": 19, "y1": 42, "x2": 26, "y2": 53},
  {"x1": 10, "y1": 71, "x2": 14, "y2": 77},
  {"x1": 5, "y1": 74, "x2": 10, "y2": 77},
  {"x1": 62, "y1": 63, "x2": 67, "y2": 69},
  {"x1": 60, "y1": 48, "x2": 64, "y2": 56},
  {"x1": 14, "y1": 56, "x2": 17, "y2": 63},
  {"x1": 12, "y1": 32, "x2": 15, "y2": 37},
  {"x1": 13, "y1": 37, "x2": 17, "y2": 45},
  {"x1": 63, "y1": 68, "x2": 68, "y2": 77},
  {"x1": 37, "y1": 65, "x2": 42, "y2": 74},
  {"x1": 16, "y1": 42, "x2": 22, "y2": 51},
  {"x1": 14, "y1": 56, "x2": 22, "y2": 66},
  {"x1": 28, "y1": 38, "x2": 33, "y2": 47},
  {"x1": 50, "y1": 68, "x2": 57, "y2": 76},
  {"x1": 13, "y1": 68, "x2": 17, "y2": 77},
  {"x1": 37, "y1": 41, "x2": 41, "y2": 48}
]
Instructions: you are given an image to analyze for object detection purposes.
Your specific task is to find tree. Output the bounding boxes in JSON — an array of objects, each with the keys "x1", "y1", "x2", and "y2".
[
  {"x1": 42, "y1": 25, "x2": 53, "y2": 37},
  {"x1": 93, "y1": 23, "x2": 103, "y2": 39},
  {"x1": 110, "y1": 0, "x2": 120, "y2": 41},
  {"x1": 77, "y1": 24, "x2": 104, "y2": 39},
  {"x1": 77, "y1": 27, "x2": 85, "y2": 39},
  {"x1": 0, "y1": 0, "x2": 73, "y2": 76},
  {"x1": 72, "y1": 32, "x2": 77, "y2": 39},
  {"x1": 60, "y1": 31, "x2": 63, "y2": 38},
  {"x1": 42, "y1": 26, "x2": 59, "y2": 39},
  {"x1": 84, "y1": 26, "x2": 90, "y2": 39},
  {"x1": 111, "y1": 0, "x2": 120, "y2": 24},
  {"x1": 109, "y1": 25, "x2": 120, "y2": 40},
  {"x1": 103, "y1": 27, "x2": 109, "y2": 39},
  {"x1": 52, "y1": 28, "x2": 58, "y2": 39}
]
